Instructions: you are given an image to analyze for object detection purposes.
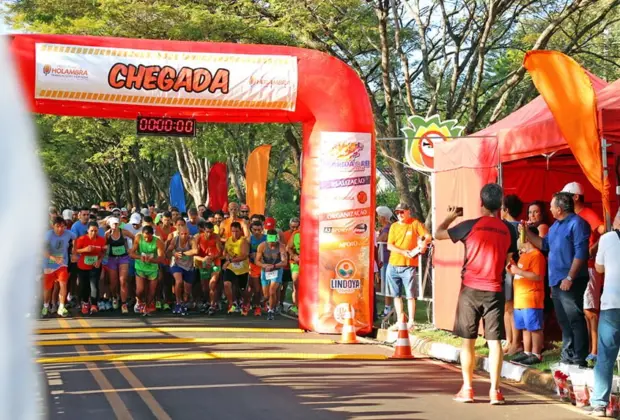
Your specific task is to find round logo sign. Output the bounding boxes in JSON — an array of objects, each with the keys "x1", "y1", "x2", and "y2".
[{"x1": 335, "y1": 259, "x2": 355, "y2": 279}]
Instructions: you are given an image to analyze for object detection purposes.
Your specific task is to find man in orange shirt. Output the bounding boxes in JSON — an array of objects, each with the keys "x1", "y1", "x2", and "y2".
[
  {"x1": 386, "y1": 203, "x2": 431, "y2": 330},
  {"x1": 508, "y1": 226, "x2": 547, "y2": 365},
  {"x1": 219, "y1": 202, "x2": 250, "y2": 241},
  {"x1": 563, "y1": 181, "x2": 606, "y2": 366}
]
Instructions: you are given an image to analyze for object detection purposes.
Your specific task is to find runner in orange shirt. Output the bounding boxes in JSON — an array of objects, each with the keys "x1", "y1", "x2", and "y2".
[{"x1": 219, "y1": 202, "x2": 249, "y2": 241}]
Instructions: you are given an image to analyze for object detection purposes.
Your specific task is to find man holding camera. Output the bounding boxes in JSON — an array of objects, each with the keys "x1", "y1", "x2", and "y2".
[{"x1": 435, "y1": 183, "x2": 517, "y2": 405}]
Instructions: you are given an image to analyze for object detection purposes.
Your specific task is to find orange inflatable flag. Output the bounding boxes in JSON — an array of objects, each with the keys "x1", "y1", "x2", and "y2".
[
  {"x1": 245, "y1": 144, "x2": 272, "y2": 216},
  {"x1": 524, "y1": 50, "x2": 610, "y2": 223}
]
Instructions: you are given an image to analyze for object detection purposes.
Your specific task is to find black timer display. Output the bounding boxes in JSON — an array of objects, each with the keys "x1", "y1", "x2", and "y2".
[{"x1": 136, "y1": 117, "x2": 197, "y2": 137}]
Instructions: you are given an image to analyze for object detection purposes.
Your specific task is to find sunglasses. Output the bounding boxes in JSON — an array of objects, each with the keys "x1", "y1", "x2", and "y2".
[{"x1": 395, "y1": 210, "x2": 406, "y2": 215}]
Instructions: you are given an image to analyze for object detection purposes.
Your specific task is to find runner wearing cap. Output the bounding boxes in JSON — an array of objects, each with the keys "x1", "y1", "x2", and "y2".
[
  {"x1": 280, "y1": 217, "x2": 300, "y2": 313},
  {"x1": 256, "y1": 230, "x2": 288, "y2": 320},
  {"x1": 130, "y1": 225, "x2": 165, "y2": 315},
  {"x1": 385, "y1": 202, "x2": 431, "y2": 330},
  {"x1": 194, "y1": 221, "x2": 223, "y2": 315},
  {"x1": 248, "y1": 221, "x2": 267, "y2": 316},
  {"x1": 219, "y1": 203, "x2": 250, "y2": 241},
  {"x1": 286, "y1": 225, "x2": 301, "y2": 316},
  {"x1": 73, "y1": 222, "x2": 107, "y2": 315},
  {"x1": 41, "y1": 217, "x2": 76, "y2": 318},
  {"x1": 562, "y1": 181, "x2": 606, "y2": 366},
  {"x1": 167, "y1": 224, "x2": 197, "y2": 316},
  {"x1": 223, "y1": 222, "x2": 250, "y2": 314},
  {"x1": 104, "y1": 217, "x2": 130, "y2": 313}
]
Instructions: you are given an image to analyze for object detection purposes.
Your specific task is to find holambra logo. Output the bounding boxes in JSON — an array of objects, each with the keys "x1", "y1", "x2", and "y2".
[
  {"x1": 43, "y1": 64, "x2": 52, "y2": 76},
  {"x1": 42, "y1": 64, "x2": 89, "y2": 79}
]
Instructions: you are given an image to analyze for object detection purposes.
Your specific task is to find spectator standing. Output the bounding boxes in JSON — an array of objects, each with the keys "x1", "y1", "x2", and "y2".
[
  {"x1": 435, "y1": 183, "x2": 517, "y2": 405},
  {"x1": 501, "y1": 194, "x2": 524, "y2": 356},
  {"x1": 385, "y1": 203, "x2": 431, "y2": 330},
  {"x1": 524, "y1": 191, "x2": 590, "y2": 367},
  {"x1": 376, "y1": 206, "x2": 394, "y2": 317},
  {"x1": 583, "y1": 209, "x2": 620, "y2": 416},
  {"x1": 562, "y1": 181, "x2": 606, "y2": 366}
]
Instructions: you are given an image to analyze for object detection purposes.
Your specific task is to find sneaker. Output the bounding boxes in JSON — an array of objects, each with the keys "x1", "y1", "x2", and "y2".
[
  {"x1": 254, "y1": 306, "x2": 262, "y2": 316},
  {"x1": 228, "y1": 304, "x2": 237, "y2": 314},
  {"x1": 208, "y1": 305, "x2": 216, "y2": 316},
  {"x1": 586, "y1": 354, "x2": 598, "y2": 368},
  {"x1": 163, "y1": 303, "x2": 171, "y2": 311},
  {"x1": 181, "y1": 305, "x2": 189, "y2": 316},
  {"x1": 90, "y1": 304, "x2": 99, "y2": 315},
  {"x1": 520, "y1": 354, "x2": 543, "y2": 366},
  {"x1": 57, "y1": 306, "x2": 69, "y2": 318},
  {"x1": 199, "y1": 303, "x2": 207, "y2": 313},
  {"x1": 173, "y1": 303, "x2": 181, "y2": 315},
  {"x1": 453, "y1": 387, "x2": 474, "y2": 403},
  {"x1": 133, "y1": 302, "x2": 140, "y2": 313},
  {"x1": 155, "y1": 301, "x2": 162, "y2": 310},
  {"x1": 50, "y1": 303, "x2": 58, "y2": 314},
  {"x1": 489, "y1": 389, "x2": 505, "y2": 405},
  {"x1": 267, "y1": 310, "x2": 275, "y2": 321},
  {"x1": 97, "y1": 301, "x2": 105, "y2": 312},
  {"x1": 582, "y1": 405, "x2": 607, "y2": 417},
  {"x1": 241, "y1": 305, "x2": 249, "y2": 317},
  {"x1": 105, "y1": 300, "x2": 113, "y2": 311},
  {"x1": 81, "y1": 302, "x2": 90, "y2": 315},
  {"x1": 289, "y1": 305, "x2": 298, "y2": 316},
  {"x1": 147, "y1": 303, "x2": 156, "y2": 314},
  {"x1": 112, "y1": 299, "x2": 119, "y2": 310},
  {"x1": 510, "y1": 351, "x2": 529, "y2": 363},
  {"x1": 41, "y1": 306, "x2": 49, "y2": 317},
  {"x1": 121, "y1": 304, "x2": 128, "y2": 314}
]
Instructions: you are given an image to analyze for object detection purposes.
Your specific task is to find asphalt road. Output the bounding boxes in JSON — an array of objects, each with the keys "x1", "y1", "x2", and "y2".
[{"x1": 36, "y1": 313, "x2": 589, "y2": 420}]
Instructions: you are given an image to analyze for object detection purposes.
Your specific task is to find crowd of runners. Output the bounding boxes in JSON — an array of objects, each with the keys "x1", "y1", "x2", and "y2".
[{"x1": 42, "y1": 202, "x2": 301, "y2": 320}]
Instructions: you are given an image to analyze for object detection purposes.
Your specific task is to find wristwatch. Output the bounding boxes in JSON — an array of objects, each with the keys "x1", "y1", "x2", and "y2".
[{"x1": 566, "y1": 275, "x2": 573, "y2": 282}]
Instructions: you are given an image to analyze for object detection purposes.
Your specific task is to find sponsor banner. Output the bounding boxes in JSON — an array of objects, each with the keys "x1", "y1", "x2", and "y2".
[
  {"x1": 316, "y1": 132, "x2": 372, "y2": 333},
  {"x1": 35, "y1": 43, "x2": 298, "y2": 111}
]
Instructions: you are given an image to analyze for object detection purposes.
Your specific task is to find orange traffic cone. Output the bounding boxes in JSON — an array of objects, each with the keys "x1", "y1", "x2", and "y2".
[
  {"x1": 339, "y1": 304, "x2": 358, "y2": 344},
  {"x1": 390, "y1": 315, "x2": 414, "y2": 359}
]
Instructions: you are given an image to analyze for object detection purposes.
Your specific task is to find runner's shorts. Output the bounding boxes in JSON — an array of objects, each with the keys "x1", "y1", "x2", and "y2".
[
  {"x1": 260, "y1": 268, "x2": 283, "y2": 287},
  {"x1": 136, "y1": 268, "x2": 158, "y2": 281},
  {"x1": 199, "y1": 265, "x2": 220, "y2": 280},
  {"x1": 385, "y1": 265, "x2": 417, "y2": 299},
  {"x1": 170, "y1": 265, "x2": 194, "y2": 283},
  {"x1": 454, "y1": 285, "x2": 505, "y2": 340},
  {"x1": 224, "y1": 269, "x2": 249, "y2": 290},
  {"x1": 584, "y1": 267, "x2": 602, "y2": 311},
  {"x1": 513, "y1": 308, "x2": 544, "y2": 331},
  {"x1": 43, "y1": 267, "x2": 69, "y2": 290},
  {"x1": 249, "y1": 262, "x2": 261, "y2": 278},
  {"x1": 290, "y1": 263, "x2": 300, "y2": 274},
  {"x1": 105, "y1": 255, "x2": 130, "y2": 271}
]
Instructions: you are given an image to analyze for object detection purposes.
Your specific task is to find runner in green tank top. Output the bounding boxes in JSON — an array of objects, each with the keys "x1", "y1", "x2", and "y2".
[
  {"x1": 287, "y1": 229, "x2": 301, "y2": 315},
  {"x1": 129, "y1": 225, "x2": 164, "y2": 315}
]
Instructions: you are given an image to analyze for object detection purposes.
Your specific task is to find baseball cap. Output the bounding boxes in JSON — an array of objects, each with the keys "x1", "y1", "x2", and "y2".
[
  {"x1": 265, "y1": 217, "x2": 276, "y2": 229},
  {"x1": 62, "y1": 209, "x2": 74, "y2": 220},
  {"x1": 266, "y1": 233, "x2": 279, "y2": 243},
  {"x1": 394, "y1": 203, "x2": 410, "y2": 212},
  {"x1": 112, "y1": 207, "x2": 121, "y2": 213},
  {"x1": 129, "y1": 213, "x2": 142, "y2": 225},
  {"x1": 376, "y1": 206, "x2": 393, "y2": 219},
  {"x1": 562, "y1": 182, "x2": 584, "y2": 195},
  {"x1": 107, "y1": 217, "x2": 120, "y2": 226},
  {"x1": 121, "y1": 207, "x2": 128, "y2": 213}
]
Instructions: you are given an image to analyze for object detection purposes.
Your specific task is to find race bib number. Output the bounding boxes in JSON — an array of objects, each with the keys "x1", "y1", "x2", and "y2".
[
  {"x1": 111, "y1": 245, "x2": 126, "y2": 256},
  {"x1": 265, "y1": 270, "x2": 278, "y2": 280},
  {"x1": 231, "y1": 262, "x2": 243, "y2": 270},
  {"x1": 84, "y1": 255, "x2": 98, "y2": 266}
]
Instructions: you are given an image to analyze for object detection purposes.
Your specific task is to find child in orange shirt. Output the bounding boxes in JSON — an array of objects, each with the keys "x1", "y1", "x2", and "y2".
[{"x1": 508, "y1": 226, "x2": 547, "y2": 365}]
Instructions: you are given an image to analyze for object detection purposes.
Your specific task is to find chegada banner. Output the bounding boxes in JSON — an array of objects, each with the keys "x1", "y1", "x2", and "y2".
[
  {"x1": 402, "y1": 114, "x2": 465, "y2": 171},
  {"x1": 35, "y1": 43, "x2": 298, "y2": 111},
  {"x1": 315, "y1": 132, "x2": 373, "y2": 333}
]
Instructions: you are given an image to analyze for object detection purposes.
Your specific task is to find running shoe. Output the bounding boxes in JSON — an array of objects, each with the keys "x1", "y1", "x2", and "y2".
[
  {"x1": 97, "y1": 301, "x2": 105, "y2": 312},
  {"x1": 208, "y1": 305, "x2": 216, "y2": 316},
  {"x1": 173, "y1": 303, "x2": 181, "y2": 315},
  {"x1": 267, "y1": 310, "x2": 275, "y2": 321},
  {"x1": 241, "y1": 305, "x2": 249, "y2": 317},
  {"x1": 181, "y1": 305, "x2": 189, "y2": 316},
  {"x1": 133, "y1": 301, "x2": 140, "y2": 313},
  {"x1": 520, "y1": 354, "x2": 543, "y2": 366},
  {"x1": 121, "y1": 303, "x2": 128, "y2": 314},
  {"x1": 81, "y1": 302, "x2": 90, "y2": 315},
  {"x1": 582, "y1": 405, "x2": 607, "y2": 417},
  {"x1": 104, "y1": 300, "x2": 113, "y2": 311},
  {"x1": 489, "y1": 389, "x2": 505, "y2": 405},
  {"x1": 254, "y1": 306, "x2": 262, "y2": 316},
  {"x1": 90, "y1": 304, "x2": 99, "y2": 315},
  {"x1": 146, "y1": 303, "x2": 156, "y2": 315},
  {"x1": 510, "y1": 352, "x2": 529, "y2": 363},
  {"x1": 453, "y1": 387, "x2": 474, "y2": 403},
  {"x1": 57, "y1": 306, "x2": 69, "y2": 318},
  {"x1": 112, "y1": 299, "x2": 119, "y2": 310},
  {"x1": 289, "y1": 305, "x2": 299, "y2": 316},
  {"x1": 41, "y1": 306, "x2": 49, "y2": 317},
  {"x1": 586, "y1": 354, "x2": 598, "y2": 368},
  {"x1": 155, "y1": 301, "x2": 162, "y2": 310},
  {"x1": 163, "y1": 303, "x2": 171, "y2": 311},
  {"x1": 228, "y1": 304, "x2": 237, "y2": 314},
  {"x1": 50, "y1": 303, "x2": 58, "y2": 314}
]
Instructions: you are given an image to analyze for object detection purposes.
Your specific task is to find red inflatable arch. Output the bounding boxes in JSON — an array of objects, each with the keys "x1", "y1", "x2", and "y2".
[{"x1": 9, "y1": 34, "x2": 376, "y2": 334}]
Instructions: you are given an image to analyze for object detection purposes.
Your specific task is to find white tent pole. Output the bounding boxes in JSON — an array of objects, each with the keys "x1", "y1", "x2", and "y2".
[{"x1": 602, "y1": 137, "x2": 611, "y2": 231}]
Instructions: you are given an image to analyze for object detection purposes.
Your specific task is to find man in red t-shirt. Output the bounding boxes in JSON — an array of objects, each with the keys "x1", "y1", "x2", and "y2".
[
  {"x1": 435, "y1": 183, "x2": 517, "y2": 405},
  {"x1": 73, "y1": 222, "x2": 107, "y2": 315},
  {"x1": 562, "y1": 182, "x2": 606, "y2": 365}
]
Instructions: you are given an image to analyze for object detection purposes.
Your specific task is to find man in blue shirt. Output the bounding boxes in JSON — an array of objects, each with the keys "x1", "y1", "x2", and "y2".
[
  {"x1": 525, "y1": 192, "x2": 590, "y2": 366},
  {"x1": 187, "y1": 208, "x2": 200, "y2": 236},
  {"x1": 71, "y1": 207, "x2": 90, "y2": 237}
]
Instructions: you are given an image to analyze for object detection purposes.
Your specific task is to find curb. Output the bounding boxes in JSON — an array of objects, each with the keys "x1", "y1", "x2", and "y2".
[{"x1": 377, "y1": 328, "x2": 557, "y2": 394}]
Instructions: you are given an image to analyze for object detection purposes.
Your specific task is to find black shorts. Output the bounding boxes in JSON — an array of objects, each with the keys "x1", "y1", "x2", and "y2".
[
  {"x1": 453, "y1": 285, "x2": 505, "y2": 341},
  {"x1": 224, "y1": 269, "x2": 249, "y2": 290},
  {"x1": 282, "y1": 269, "x2": 292, "y2": 284}
]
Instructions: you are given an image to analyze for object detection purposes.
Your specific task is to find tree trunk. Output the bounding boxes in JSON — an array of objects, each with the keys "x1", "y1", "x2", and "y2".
[
  {"x1": 227, "y1": 156, "x2": 246, "y2": 204},
  {"x1": 173, "y1": 139, "x2": 208, "y2": 209}
]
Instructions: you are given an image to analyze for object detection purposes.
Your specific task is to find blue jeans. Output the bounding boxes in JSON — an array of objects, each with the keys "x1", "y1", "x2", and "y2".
[
  {"x1": 551, "y1": 278, "x2": 588, "y2": 365},
  {"x1": 591, "y1": 309, "x2": 620, "y2": 407}
]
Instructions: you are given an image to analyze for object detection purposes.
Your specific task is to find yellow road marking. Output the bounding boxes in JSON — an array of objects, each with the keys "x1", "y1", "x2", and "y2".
[
  {"x1": 37, "y1": 337, "x2": 334, "y2": 346},
  {"x1": 38, "y1": 352, "x2": 389, "y2": 364},
  {"x1": 38, "y1": 327, "x2": 305, "y2": 334},
  {"x1": 77, "y1": 319, "x2": 172, "y2": 420},
  {"x1": 58, "y1": 319, "x2": 132, "y2": 419}
]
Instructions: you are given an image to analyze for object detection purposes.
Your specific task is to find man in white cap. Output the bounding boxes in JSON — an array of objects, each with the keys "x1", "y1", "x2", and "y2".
[{"x1": 562, "y1": 181, "x2": 606, "y2": 366}]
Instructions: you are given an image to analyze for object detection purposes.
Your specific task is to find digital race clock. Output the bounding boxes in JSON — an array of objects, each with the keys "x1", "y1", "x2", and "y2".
[{"x1": 136, "y1": 116, "x2": 197, "y2": 137}]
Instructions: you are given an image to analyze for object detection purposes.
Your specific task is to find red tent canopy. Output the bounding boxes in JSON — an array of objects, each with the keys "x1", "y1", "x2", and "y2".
[{"x1": 599, "y1": 79, "x2": 620, "y2": 142}]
